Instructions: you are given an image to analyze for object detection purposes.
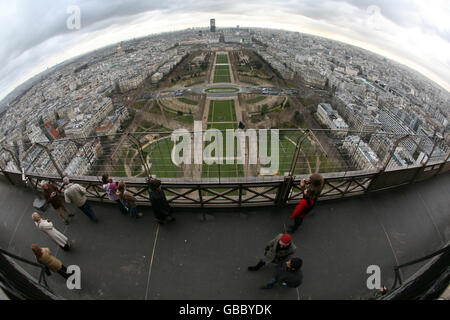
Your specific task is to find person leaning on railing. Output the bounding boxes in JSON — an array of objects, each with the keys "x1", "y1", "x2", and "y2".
[
  {"x1": 148, "y1": 179, "x2": 175, "y2": 225},
  {"x1": 42, "y1": 181, "x2": 73, "y2": 225},
  {"x1": 302, "y1": 173, "x2": 324, "y2": 197},
  {"x1": 116, "y1": 181, "x2": 143, "y2": 219},
  {"x1": 102, "y1": 174, "x2": 127, "y2": 215},
  {"x1": 287, "y1": 174, "x2": 324, "y2": 234}
]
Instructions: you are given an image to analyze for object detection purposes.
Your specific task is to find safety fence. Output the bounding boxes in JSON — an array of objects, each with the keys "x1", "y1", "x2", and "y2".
[
  {"x1": 0, "y1": 248, "x2": 56, "y2": 299},
  {"x1": 381, "y1": 244, "x2": 450, "y2": 300},
  {"x1": 0, "y1": 129, "x2": 449, "y2": 208}
]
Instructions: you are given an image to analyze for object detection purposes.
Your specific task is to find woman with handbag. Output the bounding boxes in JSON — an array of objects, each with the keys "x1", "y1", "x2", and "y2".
[{"x1": 31, "y1": 244, "x2": 71, "y2": 279}]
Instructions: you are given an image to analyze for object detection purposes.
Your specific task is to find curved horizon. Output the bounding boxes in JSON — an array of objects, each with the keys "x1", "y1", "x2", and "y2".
[{"x1": 1, "y1": 1, "x2": 450, "y2": 103}]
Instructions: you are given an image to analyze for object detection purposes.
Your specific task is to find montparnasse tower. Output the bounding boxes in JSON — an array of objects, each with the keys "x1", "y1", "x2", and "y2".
[{"x1": 117, "y1": 42, "x2": 124, "y2": 56}]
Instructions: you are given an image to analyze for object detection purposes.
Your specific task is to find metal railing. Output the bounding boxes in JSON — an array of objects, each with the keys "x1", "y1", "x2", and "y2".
[
  {"x1": 390, "y1": 245, "x2": 450, "y2": 290},
  {"x1": 380, "y1": 244, "x2": 450, "y2": 300},
  {"x1": 0, "y1": 128, "x2": 448, "y2": 208},
  {"x1": 0, "y1": 248, "x2": 52, "y2": 295}
]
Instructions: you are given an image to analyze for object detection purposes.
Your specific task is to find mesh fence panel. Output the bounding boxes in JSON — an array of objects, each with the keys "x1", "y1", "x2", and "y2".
[{"x1": 1, "y1": 129, "x2": 448, "y2": 182}]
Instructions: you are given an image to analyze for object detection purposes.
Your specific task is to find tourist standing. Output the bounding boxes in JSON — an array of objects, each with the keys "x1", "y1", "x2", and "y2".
[
  {"x1": 116, "y1": 182, "x2": 143, "y2": 219},
  {"x1": 31, "y1": 244, "x2": 71, "y2": 279},
  {"x1": 32, "y1": 212, "x2": 71, "y2": 251},
  {"x1": 248, "y1": 233, "x2": 296, "y2": 271},
  {"x1": 302, "y1": 174, "x2": 325, "y2": 199},
  {"x1": 261, "y1": 257, "x2": 303, "y2": 289},
  {"x1": 102, "y1": 174, "x2": 127, "y2": 214},
  {"x1": 149, "y1": 179, "x2": 175, "y2": 225},
  {"x1": 287, "y1": 174, "x2": 324, "y2": 234},
  {"x1": 287, "y1": 188, "x2": 317, "y2": 234},
  {"x1": 63, "y1": 177, "x2": 98, "y2": 223},
  {"x1": 42, "y1": 182, "x2": 73, "y2": 225}
]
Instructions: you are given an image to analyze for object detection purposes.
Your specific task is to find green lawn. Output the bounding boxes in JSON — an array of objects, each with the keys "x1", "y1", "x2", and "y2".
[
  {"x1": 145, "y1": 137, "x2": 181, "y2": 178},
  {"x1": 216, "y1": 54, "x2": 229, "y2": 64},
  {"x1": 202, "y1": 163, "x2": 244, "y2": 178},
  {"x1": 246, "y1": 96, "x2": 267, "y2": 104},
  {"x1": 255, "y1": 130, "x2": 329, "y2": 176},
  {"x1": 133, "y1": 126, "x2": 148, "y2": 139},
  {"x1": 277, "y1": 131, "x2": 301, "y2": 175},
  {"x1": 112, "y1": 162, "x2": 127, "y2": 177},
  {"x1": 162, "y1": 105, "x2": 194, "y2": 124},
  {"x1": 206, "y1": 123, "x2": 237, "y2": 130},
  {"x1": 201, "y1": 130, "x2": 244, "y2": 179},
  {"x1": 203, "y1": 99, "x2": 242, "y2": 178},
  {"x1": 277, "y1": 130, "x2": 343, "y2": 175},
  {"x1": 213, "y1": 65, "x2": 231, "y2": 83},
  {"x1": 175, "y1": 115, "x2": 194, "y2": 124},
  {"x1": 136, "y1": 100, "x2": 147, "y2": 109},
  {"x1": 215, "y1": 65, "x2": 230, "y2": 72},
  {"x1": 208, "y1": 100, "x2": 236, "y2": 123},
  {"x1": 205, "y1": 87, "x2": 239, "y2": 93},
  {"x1": 115, "y1": 125, "x2": 184, "y2": 179},
  {"x1": 177, "y1": 97, "x2": 198, "y2": 105},
  {"x1": 184, "y1": 80, "x2": 205, "y2": 87}
]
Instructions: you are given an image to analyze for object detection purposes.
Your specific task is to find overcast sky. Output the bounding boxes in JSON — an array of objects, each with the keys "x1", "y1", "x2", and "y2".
[{"x1": 1, "y1": 0, "x2": 449, "y2": 101}]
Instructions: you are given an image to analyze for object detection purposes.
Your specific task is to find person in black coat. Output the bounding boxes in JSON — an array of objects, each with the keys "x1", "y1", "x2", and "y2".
[
  {"x1": 149, "y1": 179, "x2": 175, "y2": 225},
  {"x1": 260, "y1": 257, "x2": 303, "y2": 289}
]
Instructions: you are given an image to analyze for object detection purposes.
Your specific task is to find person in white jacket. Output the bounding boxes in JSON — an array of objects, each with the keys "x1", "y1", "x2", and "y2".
[{"x1": 32, "y1": 212, "x2": 71, "y2": 251}]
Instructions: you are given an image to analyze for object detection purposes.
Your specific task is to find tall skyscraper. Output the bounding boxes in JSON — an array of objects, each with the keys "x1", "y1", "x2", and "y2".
[
  {"x1": 210, "y1": 19, "x2": 216, "y2": 33},
  {"x1": 117, "y1": 43, "x2": 124, "y2": 56}
]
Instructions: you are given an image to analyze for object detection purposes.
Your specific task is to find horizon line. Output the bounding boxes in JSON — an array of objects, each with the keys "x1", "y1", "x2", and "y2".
[{"x1": 1, "y1": 24, "x2": 449, "y2": 105}]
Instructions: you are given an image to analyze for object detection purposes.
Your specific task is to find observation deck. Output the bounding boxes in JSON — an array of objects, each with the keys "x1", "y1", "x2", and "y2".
[
  {"x1": 1, "y1": 127, "x2": 449, "y2": 299},
  {"x1": 0, "y1": 169, "x2": 448, "y2": 299}
]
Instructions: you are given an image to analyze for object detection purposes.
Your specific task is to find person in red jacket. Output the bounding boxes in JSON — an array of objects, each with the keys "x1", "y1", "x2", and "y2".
[{"x1": 287, "y1": 184, "x2": 317, "y2": 234}]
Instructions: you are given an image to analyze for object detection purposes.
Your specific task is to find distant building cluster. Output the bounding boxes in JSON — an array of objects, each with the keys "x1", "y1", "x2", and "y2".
[
  {"x1": 250, "y1": 29, "x2": 448, "y2": 169},
  {"x1": 343, "y1": 135, "x2": 380, "y2": 170},
  {"x1": 0, "y1": 26, "x2": 448, "y2": 176},
  {"x1": 316, "y1": 103, "x2": 348, "y2": 137},
  {"x1": 0, "y1": 30, "x2": 207, "y2": 175}
]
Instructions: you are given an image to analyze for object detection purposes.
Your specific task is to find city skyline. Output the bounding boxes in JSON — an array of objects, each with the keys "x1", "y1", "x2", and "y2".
[
  {"x1": 0, "y1": 0, "x2": 450, "y2": 103},
  {"x1": 1, "y1": 25, "x2": 447, "y2": 176}
]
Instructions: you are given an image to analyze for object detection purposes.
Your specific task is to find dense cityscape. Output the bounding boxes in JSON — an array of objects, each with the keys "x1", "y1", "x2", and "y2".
[
  {"x1": 0, "y1": 2, "x2": 449, "y2": 303},
  {"x1": 0, "y1": 23, "x2": 449, "y2": 178}
]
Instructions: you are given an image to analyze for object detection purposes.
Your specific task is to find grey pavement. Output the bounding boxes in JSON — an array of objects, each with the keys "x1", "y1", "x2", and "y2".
[{"x1": 0, "y1": 172, "x2": 449, "y2": 300}]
